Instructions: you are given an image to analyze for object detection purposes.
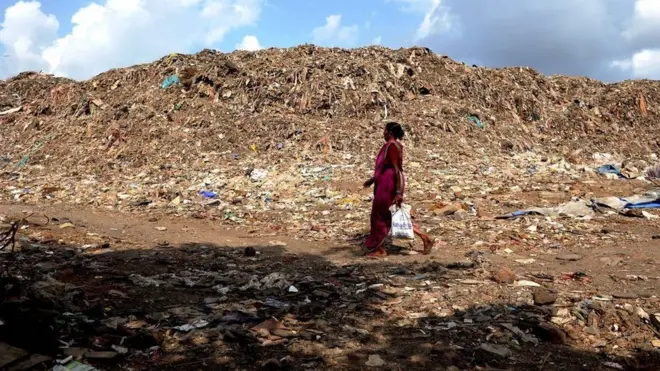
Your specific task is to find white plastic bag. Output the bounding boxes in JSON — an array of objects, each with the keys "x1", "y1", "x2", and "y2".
[{"x1": 389, "y1": 204, "x2": 414, "y2": 240}]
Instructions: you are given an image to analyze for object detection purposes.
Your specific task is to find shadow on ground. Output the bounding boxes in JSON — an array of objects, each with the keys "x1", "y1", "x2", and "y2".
[{"x1": 1, "y1": 239, "x2": 659, "y2": 371}]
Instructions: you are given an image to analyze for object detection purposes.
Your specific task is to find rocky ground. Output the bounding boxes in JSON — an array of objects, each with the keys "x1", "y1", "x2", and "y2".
[{"x1": 1, "y1": 45, "x2": 660, "y2": 370}]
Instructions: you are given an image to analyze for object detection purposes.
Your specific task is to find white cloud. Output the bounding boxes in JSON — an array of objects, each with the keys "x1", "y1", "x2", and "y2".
[
  {"x1": 396, "y1": 0, "x2": 652, "y2": 81},
  {"x1": 0, "y1": 0, "x2": 264, "y2": 80},
  {"x1": 390, "y1": 0, "x2": 451, "y2": 40},
  {"x1": 236, "y1": 35, "x2": 262, "y2": 51},
  {"x1": 0, "y1": 1, "x2": 58, "y2": 74},
  {"x1": 611, "y1": 49, "x2": 660, "y2": 79},
  {"x1": 311, "y1": 14, "x2": 359, "y2": 47},
  {"x1": 390, "y1": 0, "x2": 437, "y2": 14},
  {"x1": 372, "y1": 36, "x2": 382, "y2": 45},
  {"x1": 623, "y1": 0, "x2": 660, "y2": 42}
]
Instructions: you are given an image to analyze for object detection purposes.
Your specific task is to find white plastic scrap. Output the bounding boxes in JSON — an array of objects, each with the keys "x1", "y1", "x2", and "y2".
[
  {"x1": 174, "y1": 319, "x2": 209, "y2": 332},
  {"x1": 250, "y1": 169, "x2": 269, "y2": 182}
]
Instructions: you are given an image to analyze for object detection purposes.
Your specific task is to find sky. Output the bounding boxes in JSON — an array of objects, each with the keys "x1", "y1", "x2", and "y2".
[{"x1": 1, "y1": 0, "x2": 660, "y2": 81}]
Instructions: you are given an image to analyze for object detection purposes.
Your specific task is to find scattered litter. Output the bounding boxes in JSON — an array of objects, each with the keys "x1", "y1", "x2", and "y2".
[
  {"x1": 514, "y1": 280, "x2": 541, "y2": 288},
  {"x1": 199, "y1": 190, "x2": 217, "y2": 199},
  {"x1": 174, "y1": 319, "x2": 209, "y2": 332}
]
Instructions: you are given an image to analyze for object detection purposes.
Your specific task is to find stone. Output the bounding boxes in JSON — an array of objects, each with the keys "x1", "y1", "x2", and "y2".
[
  {"x1": 588, "y1": 310, "x2": 599, "y2": 327},
  {"x1": 492, "y1": 266, "x2": 516, "y2": 284},
  {"x1": 365, "y1": 355, "x2": 385, "y2": 367},
  {"x1": 453, "y1": 209, "x2": 468, "y2": 221},
  {"x1": 556, "y1": 254, "x2": 583, "y2": 262},
  {"x1": 532, "y1": 323, "x2": 568, "y2": 345},
  {"x1": 436, "y1": 203, "x2": 462, "y2": 216},
  {"x1": 533, "y1": 288, "x2": 557, "y2": 305},
  {"x1": 612, "y1": 292, "x2": 639, "y2": 300},
  {"x1": 479, "y1": 343, "x2": 511, "y2": 358},
  {"x1": 584, "y1": 326, "x2": 599, "y2": 336}
]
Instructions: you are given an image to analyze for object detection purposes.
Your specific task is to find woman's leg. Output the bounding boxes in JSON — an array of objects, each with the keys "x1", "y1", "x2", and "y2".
[{"x1": 413, "y1": 223, "x2": 434, "y2": 254}]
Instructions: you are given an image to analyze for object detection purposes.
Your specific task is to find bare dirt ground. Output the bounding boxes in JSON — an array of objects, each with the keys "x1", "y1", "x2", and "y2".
[{"x1": 1, "y1": 179, "x2": 660, "y2": 371}]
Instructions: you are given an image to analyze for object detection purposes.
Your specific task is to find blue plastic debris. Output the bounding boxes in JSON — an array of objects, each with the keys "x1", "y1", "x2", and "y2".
[
  {"x1": 597, "y1": 164, "x2": 623, "y2": 178},
  {"x1": 161, "y1": 75, "x2": 180, "y2": 89},
  {"x1": 199, "y1": 190, "x2": 217, "y2": 199}
]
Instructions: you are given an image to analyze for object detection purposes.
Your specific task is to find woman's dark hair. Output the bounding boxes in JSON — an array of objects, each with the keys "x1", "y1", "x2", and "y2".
[{"x1": 386, "y1": 121, "x2": 405, "y2": 140}]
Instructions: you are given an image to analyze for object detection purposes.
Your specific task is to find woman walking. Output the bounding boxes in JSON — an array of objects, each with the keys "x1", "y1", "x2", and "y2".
[{"x1": 363, "y1": 122, "x2": 433, "y2": 258}]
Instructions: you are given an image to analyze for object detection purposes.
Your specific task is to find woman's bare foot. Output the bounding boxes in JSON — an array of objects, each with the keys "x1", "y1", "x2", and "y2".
[
  {"x1": 366, "y1": 247, "x2": 388, "y2": 258},
  {"x1": 422, "y1": 237, "x2": 435, "y2": 255}
]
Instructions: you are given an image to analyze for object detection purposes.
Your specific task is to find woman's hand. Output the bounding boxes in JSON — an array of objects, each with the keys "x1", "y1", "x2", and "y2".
[
  {"x1": 394, "y1": 193, "x2": 403, "y2": 207},
  {"x1": 363, "y1": 177, "x2": 375, "y2": 188}
]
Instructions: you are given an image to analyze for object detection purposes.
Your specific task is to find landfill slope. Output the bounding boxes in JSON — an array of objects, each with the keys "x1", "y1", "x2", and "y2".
[
  {"x1": 0, "y1": 45, "x2": 658, "y2": 225},
  {"x1": 1, "y1": 45, "x2": 659, "y2": 172}
]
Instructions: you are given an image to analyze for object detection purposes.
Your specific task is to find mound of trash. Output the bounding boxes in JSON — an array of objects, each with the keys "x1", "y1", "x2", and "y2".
[{"x1": 0, "y1": 45, "x2": 658, "y2": 222}]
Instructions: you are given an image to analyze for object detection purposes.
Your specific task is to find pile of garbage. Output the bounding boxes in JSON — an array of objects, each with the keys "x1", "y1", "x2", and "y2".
[{"x1": 0, "y1": 46, "x2": 658, "y2": 240}]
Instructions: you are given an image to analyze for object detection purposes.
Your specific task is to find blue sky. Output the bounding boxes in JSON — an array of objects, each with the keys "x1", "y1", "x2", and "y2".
[
  {"x1": 10, "y1": 0, "x2": 415, "y2": 50},
  {"x1": 1, "y1": 0, "x2": 660, "y2": 81}
]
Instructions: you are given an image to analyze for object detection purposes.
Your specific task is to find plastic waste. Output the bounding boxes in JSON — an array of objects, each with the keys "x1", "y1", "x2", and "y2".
[
  {"x1": 199, "y1": 190, "x2": 217, "y2": 199},
  {"x1": 597, "y1": 164, "x2": 624, "y2": 178},
  {"x1": 389, "y1": 204, "x2": 414, "y2": 240},
  {"x1": 174, "y1": 319, "x2": 209, "y2": 332},
  {"x1": 161, "y1": 75, "x2": 180, "y2": 89},
  {"x1": 250, "y1": 169, "x2": 269, "y2": 182}
]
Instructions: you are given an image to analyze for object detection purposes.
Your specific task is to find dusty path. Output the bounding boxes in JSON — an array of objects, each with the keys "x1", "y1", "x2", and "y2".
[{"x1": 1, "y1": 202, "x2": 660, "y2": 370}]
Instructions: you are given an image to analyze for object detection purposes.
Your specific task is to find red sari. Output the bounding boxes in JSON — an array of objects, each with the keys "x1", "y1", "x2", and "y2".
[{"x1": 365, "y1": 140, "x2": 405, "y2": 250}]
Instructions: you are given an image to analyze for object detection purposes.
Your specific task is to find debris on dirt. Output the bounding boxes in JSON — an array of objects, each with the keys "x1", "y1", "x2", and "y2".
[
  {"x1": 492, "y1": 266, "x2": 516, "y2": 284},
  {"x1": 533, "y1": 288, "x2": 557, "y2": 305},
  {"x1": 556, "y1": 254, "x2": 583, "y2": 262}
]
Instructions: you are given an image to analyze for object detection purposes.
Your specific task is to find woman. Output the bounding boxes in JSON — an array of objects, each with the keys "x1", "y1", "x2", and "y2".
[{"x1": 363, "y1": 122, "x2": 434, "y2": 258}]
